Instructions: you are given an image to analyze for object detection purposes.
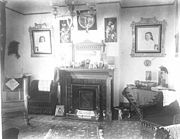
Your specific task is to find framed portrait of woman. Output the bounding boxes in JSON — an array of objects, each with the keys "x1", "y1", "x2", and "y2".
[
  {"x1": 29, "y1": 23, "x2": 53, "y2": 57},
  {"x1": 131, "y1": 17, "x2": 167, "y2": 57}
]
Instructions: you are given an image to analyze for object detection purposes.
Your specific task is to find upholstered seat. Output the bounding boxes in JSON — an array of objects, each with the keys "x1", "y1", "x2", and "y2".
[{"x1": 28, "y1": 80, "x2": 58, "y2": 115}]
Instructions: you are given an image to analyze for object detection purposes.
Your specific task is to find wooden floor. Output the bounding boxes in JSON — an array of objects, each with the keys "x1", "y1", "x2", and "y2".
[{"x1": 2, "y1": 112, "x2": 144, "y2": 139}]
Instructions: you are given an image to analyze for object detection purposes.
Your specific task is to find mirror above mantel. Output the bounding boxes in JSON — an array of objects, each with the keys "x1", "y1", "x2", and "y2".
[{"x1": 73, "y1": 40, "x2": 108, "y2": 69}]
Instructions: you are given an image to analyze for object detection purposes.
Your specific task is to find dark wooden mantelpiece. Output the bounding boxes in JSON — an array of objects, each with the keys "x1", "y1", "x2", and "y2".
[{"x1": 57, "y1": 68, "x2": 114, "y2": 121}]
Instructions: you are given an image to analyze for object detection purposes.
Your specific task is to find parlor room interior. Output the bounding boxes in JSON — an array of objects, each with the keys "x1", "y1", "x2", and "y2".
[{"x1": 1, "y1": 0, "x2": 180, "y2": 138}]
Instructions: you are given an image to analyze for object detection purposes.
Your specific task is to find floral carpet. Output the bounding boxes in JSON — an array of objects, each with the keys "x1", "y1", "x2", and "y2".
[{"x1": 3, "y1": 114, "x2": 143, "y2": 139}]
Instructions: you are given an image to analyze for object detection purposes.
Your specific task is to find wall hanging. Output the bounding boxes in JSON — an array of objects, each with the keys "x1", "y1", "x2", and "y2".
[
  {"x1": 77, "y1": 10, "x2": 97, "y2": 32},
  {"x1": 29, "y1": 23, "x2": 53, "y2": 57},
  {"x1": 8, "y1": 40, "x2": 20, "y2": 59},
  {"x1": 60, "y1": 19, "x2": 72, "y2": 43},
  {"x1": 104, "y1": 17, "x2": 117, "y2": 43},
  {"x1": 144, "y1": 59, "x2": 151, "y2": 67},
  {"x1": 131, "y1": 17, "x2": 167, "y2": 57}
]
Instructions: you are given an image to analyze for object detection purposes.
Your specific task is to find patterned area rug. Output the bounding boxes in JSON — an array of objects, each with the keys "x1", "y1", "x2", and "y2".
[
  {"x1": 3, "y1": 114, "x2": 143, "y2": 139},
  {"x1": 19, "y1": 117, "x2": 99, "y2": 139},
  {"x1": 104, "y1": 121, "x2": 142, "y2": 139}
]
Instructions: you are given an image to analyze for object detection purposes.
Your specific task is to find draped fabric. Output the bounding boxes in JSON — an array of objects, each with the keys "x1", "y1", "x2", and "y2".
[
  {"x1": 165, "y1": 124, "x2": 180, "y2": 139},
  {"x1": 161, "y1": 90, "x2": 180, "y2": 107},
  {"x1": 38, "y1": 80, "x2": 51, "y2": 92}
]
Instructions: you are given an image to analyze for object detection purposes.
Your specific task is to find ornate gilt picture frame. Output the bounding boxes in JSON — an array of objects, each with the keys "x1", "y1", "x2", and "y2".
[
  {"x1": 131, "y1": 17, "x2": 167, "y2": 57},
  {"x1": 29, "y1": 23, "x2": 53, "y2": 57}
]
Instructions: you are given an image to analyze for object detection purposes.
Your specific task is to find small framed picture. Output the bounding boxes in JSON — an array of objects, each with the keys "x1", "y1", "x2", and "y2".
[
  {"x1": 55, "y1": 105, "x2": 64, "y2": 116},
  {"x1": 60, "y1": 19, "x2": 71, "y2": 43},
  {"x1": 104, "y1": 17, "x2": 117, "y2": 43},
  {"x1": 145, "y1": 71, "x2": 152, "y2": 81}
]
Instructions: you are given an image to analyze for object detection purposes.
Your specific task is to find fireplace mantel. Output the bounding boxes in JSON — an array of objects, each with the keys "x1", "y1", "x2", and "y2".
[
  {"x1": 61, "y1": 68, "x2": 113, "y2": 78},
  {"x1": 57, "y1": 68, "x2": 114, "y2": 121}
]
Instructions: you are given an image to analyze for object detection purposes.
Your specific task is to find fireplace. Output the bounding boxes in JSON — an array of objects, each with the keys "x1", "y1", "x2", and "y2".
[{"x1": 58, "y1": 69, "x2": 114, "y2": 121}]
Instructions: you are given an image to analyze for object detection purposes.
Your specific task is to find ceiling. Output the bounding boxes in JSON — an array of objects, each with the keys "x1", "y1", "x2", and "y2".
[{"x1": 5, "y1": 0, "x2": 175, "y2": 14}]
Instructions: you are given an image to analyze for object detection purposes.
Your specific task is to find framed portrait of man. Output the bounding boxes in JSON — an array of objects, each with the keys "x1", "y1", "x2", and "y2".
[{"x1": 131, "y1": 17, "x2": 167, "y2": 57}]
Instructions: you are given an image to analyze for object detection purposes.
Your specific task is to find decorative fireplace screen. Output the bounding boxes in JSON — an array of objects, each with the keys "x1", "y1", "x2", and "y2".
[
  {"x1": 71, "y1": 84, "x2": 100, "y2": 113},
  {"x1": 79, "y1": 89, "x2": 96, "y2": 110}
]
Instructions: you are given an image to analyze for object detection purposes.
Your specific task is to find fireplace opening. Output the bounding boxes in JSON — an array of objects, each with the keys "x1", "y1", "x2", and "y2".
[
  {"x1": 71, "y1": 84, "x2": 99, "y2": 114},
  {"x1": 79, "y1": 89, "x2": 96, "y2": 110}
]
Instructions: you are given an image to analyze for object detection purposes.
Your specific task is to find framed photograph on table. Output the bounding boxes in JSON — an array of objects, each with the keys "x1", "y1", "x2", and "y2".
[
  {"x1": 55, "y1": 105, "x2": 64, "y2": 116},
  {"x1": 131, "y1": 17, "x2": 167, "y2": 57},
  {"x1": 29, "y1": 23, "x2": 53, "y2": 57}
]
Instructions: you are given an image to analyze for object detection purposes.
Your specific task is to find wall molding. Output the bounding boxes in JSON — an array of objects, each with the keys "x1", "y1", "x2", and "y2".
[
  {"x1": 5, "y1": 1, "x2": 174, "y2": 16},
  {"x1": 5, "y1": 6, "x2": 51, "y2": 16},
  {"x1": 121, "y1": 3, "x2": 175, "y2": 9},
  {"x1": 5, "y1": 1, "x2": 120, "y2": 16},
  {"x1": 6, "y1": 7, "x2": 24, "y2": 15}
]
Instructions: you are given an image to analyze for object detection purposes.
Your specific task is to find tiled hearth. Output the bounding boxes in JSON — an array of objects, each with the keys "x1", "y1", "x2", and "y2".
[{"x1": 58, "y1": 69, "x2": 114, "y2": 121}]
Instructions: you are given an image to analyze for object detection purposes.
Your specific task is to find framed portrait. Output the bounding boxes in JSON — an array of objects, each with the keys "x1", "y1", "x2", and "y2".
[
  {"x1": 131, "y1": 17, "x2": 167, "y2": 57},
  {"x1": 29, "y1": 23, "x2": 53, "y2": 57},
  {"x1": 55, "y1": 105, "x2": 64, "y2": 116},
  {"x1": 60, "y1": 19, "x2": 71, "y2": 43},
  {"x1": 105, "y1": 17, "x2": 117, "y2": 43},
  {"x1": 145, "y1": 71, "x2": 152, "y2": 81},
  {"x1": 77, "y1": 10, "x2": 97, "y2": 31}
]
